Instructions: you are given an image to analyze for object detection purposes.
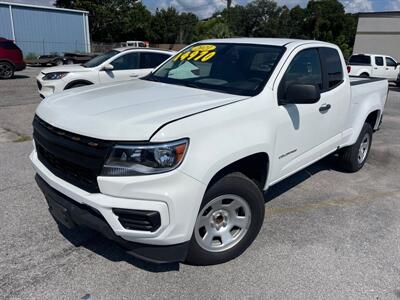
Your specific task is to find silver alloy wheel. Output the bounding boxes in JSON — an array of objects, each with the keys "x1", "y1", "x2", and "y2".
[
  {"x1": 194, "y1": 194, "x2": 251, "y2": 252},
  {"x1": 0, "y1": 63, "x2": 13, "y2": 78},
  {"x1": 358, "y1": 133, "x2": 370, "y2": 164}
]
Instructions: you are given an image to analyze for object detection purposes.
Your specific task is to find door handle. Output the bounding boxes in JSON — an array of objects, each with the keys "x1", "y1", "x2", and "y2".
[
  {"x1": 319, "y1": 103, "x2": 331, "y2": 113},
  {"x1": 374, "y1": 67, "x2": 378, "y2": 69},
  {"x1": 386, "y1": 68, "x2": 389, "y2": 70},
  {"x1": 130, "y1": 74, "x2": 139, "y2": 78}
]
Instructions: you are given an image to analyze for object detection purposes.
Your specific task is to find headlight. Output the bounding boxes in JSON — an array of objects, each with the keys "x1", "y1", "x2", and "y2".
[
  {"x1": 101, "y1": 139, "x2": 189, "y2": 176},
  {"x1": 42, "y1": 72, "x2": 68, "y2": 80}
]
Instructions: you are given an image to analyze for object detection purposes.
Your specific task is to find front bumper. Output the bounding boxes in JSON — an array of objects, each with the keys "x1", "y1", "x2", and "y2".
[
  {"x1": 30, "y1": 149, "x2": 206, "y2": 260},
  {"x1": 36, "y1": 75, "x2": 65, "y2": 98},
  {"x1": 35, "y1": 174, "x2": 189, "y2": 263},
  {"x1": 15, "y1": 62, "x2": 26, "y2": 71}
]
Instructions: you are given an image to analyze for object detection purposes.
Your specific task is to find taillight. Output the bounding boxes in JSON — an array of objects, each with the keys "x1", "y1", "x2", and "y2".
[{"x1": 347, "y1": 66, "x2": 351, "y2": 73}]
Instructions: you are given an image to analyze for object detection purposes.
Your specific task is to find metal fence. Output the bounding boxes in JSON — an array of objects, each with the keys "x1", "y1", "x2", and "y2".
[{"x1": 16, "y1": 40, "x2": 90, "y2": 58}]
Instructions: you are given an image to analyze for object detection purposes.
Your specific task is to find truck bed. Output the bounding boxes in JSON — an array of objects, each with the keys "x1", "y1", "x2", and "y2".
[{"x1": 345, "y1": 76, "x2": 388, "y2": 137}]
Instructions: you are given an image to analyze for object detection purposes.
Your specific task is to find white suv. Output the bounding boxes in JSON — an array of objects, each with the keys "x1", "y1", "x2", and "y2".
[{"x1": 36, "y1": 48, "x2": 174, "y2": 98}]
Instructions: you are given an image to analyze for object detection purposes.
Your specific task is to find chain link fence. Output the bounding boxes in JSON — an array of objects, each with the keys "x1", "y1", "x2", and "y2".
[{"x1": 15, "y1": 40, "x2": 90, "y2": 59}]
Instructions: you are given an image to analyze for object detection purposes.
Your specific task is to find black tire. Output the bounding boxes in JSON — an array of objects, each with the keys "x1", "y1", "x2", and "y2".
[
  {"x1": 65, "y1": 59, "x2": 74, "y2": 65},
  {"x1": 339, "y1": 123, "x2": 373, "y2": 172},
  {"x1": 0, "y1": 61, "x2": 15, "y2": 79},
  {"x1": 185, "y1": 172, "x2": 265, "y2": 265},
  {"x1": 360, "y1": 72, "x2": 369, "y2": 78}
]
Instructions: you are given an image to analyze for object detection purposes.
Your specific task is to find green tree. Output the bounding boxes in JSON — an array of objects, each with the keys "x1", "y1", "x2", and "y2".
[
  {"x1": 195, "y1": 18, "x2": 232, "y2": 40},
  {"x1": 55, "y1": 0, "x2": 150, "y2": 42}
]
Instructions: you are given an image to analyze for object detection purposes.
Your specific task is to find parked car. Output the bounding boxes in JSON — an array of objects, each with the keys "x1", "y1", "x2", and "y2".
[
  {"x1": 120, "y1": 41, "x2": 149, "y2": 48},
  {"x1": 63, "y1": 52, "x2": 99, "y2": 65},
  {"x1": 27, "y1": 55, "x2": 64, "y2": 67},
  {"x1": 347, "y1": 53, "x2": 400, "y2": 85},
  {"x1": 36, "y1": 47, "x2": 174, "y2": 98},
  {"x1": 31, "y1": 38, "x2": 388, "y2": 265},
  {"x1": 0, "y1": 37, "x2": 25, "y2": 79}
]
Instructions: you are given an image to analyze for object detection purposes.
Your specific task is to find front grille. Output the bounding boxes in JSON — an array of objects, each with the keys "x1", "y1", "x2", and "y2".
[
  {"x1": 33, "y1": 116, "x2": 113, "y2": 193},
  {"x1": 112, "y1": 208, "x2": 161, "y2": 232},
  {"x1": 37, "y1": 80, "x2": 42, "y2": 90}
]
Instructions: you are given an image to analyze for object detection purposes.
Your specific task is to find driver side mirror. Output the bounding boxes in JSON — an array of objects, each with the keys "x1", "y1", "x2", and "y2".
[
  {"x1": 279, "y1": 84, "x2": 321, "y2": 105},
  {"x1": 102, "y1": 64, "x2": 114, "y2": 71}
]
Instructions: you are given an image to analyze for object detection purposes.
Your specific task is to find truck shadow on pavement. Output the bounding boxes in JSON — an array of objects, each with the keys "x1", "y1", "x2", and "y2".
[
  {"x1": 58, "y1": 225, "x2": 181, "y2": 272},
  {"x1": 57, "y1": 155, "x2": 341, "y2": 273}
]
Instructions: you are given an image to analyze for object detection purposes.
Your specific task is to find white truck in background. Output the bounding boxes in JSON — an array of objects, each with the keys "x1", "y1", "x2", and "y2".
[
  {"x1": 347, "y1": 53, "x2": 400, "y2": 85},
  {"x1": 31, "y1": 38, "x2": 388, "y2": 265}
]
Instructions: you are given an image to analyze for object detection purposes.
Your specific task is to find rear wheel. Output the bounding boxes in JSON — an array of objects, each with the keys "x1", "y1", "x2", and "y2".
[
  {"x1": 360, "y1": 72, "x2": 369, "y2": 78},
  {"x1": 186, "y1": 172, "x2": 265, "y2": 265},
  {"x1": 338, "y1": 123, "x2": 373, "y2": 172},
  {"x1": 0, "y1": 61, "x2": 14, "y2": 79}
]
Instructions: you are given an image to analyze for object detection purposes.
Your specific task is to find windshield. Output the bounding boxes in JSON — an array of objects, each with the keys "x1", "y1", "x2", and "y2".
[
  {"x1": 145, "y1": 43, "x2": 285, "y2": 96},
  {"x1": 83, "y1": 50, "x2": 119, "y2": 68}
]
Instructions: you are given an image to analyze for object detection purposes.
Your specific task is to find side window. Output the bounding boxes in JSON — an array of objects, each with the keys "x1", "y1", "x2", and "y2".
[
  {"x1": 140, "y1": 53, "x2": 170, "y2": 69},
  {"x1": 386, "y1": 57, "x2": 397, "y2": 67},
  {"x1": 375, "y1": 56, "x2": 384, "y2": 66},
  {"x1": 111, "y1": 52, "x2": 139, "y2": 70},
  {"x1": 319, "y1": 47, "x2": 344, "y2": 90},
  {"x1": 278, "y1": 48, "x2": 322, "y2": 100},
  {"x1": 0, "y1": 41, "x2": 18, "y2": 50}
]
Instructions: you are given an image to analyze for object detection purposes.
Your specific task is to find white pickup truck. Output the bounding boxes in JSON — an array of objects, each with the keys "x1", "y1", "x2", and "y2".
[
  {"x1": 347, "y1": 53, "x2": 400, "y2": 85},
  {"x1": 30, "y1": 38, "x2": 388, "y2": 265}
]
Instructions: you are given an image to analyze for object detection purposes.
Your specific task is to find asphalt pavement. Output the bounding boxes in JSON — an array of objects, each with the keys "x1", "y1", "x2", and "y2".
[{"x1": 0, "y1": 68, "x2": 399, "y2": 299}]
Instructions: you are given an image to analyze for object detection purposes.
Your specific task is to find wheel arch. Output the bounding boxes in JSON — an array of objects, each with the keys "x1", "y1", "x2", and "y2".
[
  {"x1": 365, "y1": 109, "x2": 381, "y2": 130},
  {"x1": 64, "y1": 79, "x2": 94, "y2": 90},
  {"x1": 206, "y1": 152, "x2": 270, "y2": 191},
  {"x1": 0, "y1": 59, "x2": 16, "y2": 68}
]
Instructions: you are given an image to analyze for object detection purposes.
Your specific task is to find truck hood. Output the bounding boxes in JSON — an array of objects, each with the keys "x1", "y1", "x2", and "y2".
[
  {"x1": 36, "y1": 80, "x2": 248, "y2": 141},
  {"x1": 41, "y1": 64, "x2": 90, "y2": 74}
]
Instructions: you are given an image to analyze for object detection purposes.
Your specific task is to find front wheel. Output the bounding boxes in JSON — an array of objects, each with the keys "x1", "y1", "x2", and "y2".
[
  {"x1": 186, "y1": 172, "x2": 265, "y2": 265},
  {"x1": 338, "y1": 123, "x2": 373, "y2": 172}
]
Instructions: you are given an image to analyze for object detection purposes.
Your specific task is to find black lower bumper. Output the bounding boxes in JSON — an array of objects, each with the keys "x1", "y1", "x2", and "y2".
[{"x1": 35, "y1": 175, "x2": 189, "y2": 264}]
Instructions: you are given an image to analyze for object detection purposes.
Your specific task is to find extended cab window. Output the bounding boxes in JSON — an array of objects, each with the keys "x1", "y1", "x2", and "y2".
[
  {"x1": 386, "y1": 57, "x2": 397, "y2": 67},
  {"x1": 0, "y1": 41, "x2": 19, "y2": 50},
  {"x1": 375, "y1": 56, "x2": 384, "y2": 66},
  {"x1": 349, "y1": 55, "x2": 371, "y2": 65},
  {"x1": 278, "y1": 48, "x2": 322, "y2": 100},
  {"x1": 111, "y1": 53, "x2": 139, "y2": 70},
  {"x1": 319, "y1": 47, "x2": 343, "y2": 90}
]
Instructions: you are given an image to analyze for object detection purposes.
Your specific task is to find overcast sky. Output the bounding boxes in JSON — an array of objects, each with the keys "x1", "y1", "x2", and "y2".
[{"x1": 7, "y1": 0, "x2": 400, "y2": 18}]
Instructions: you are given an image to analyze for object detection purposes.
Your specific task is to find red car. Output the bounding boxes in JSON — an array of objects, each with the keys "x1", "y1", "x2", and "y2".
[{"x1": 0, "y1": 37, "x2": 25, "y2": 79}]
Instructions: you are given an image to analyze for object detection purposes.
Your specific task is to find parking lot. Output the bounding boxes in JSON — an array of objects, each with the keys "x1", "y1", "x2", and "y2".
[{"x1": 0, "y1": 67, "x2": 399, "y2": 299}]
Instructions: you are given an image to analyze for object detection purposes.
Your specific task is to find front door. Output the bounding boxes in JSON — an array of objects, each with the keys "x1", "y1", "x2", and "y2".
[
  {"x1": 385, "y1": 57, "x2": 399, "y2": 81},
  {"x1": 99, "y1": 52, "x2": 141, "y2": 83}
]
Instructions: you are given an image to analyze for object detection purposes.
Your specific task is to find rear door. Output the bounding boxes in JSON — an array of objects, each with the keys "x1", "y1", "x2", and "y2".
[
  {"x1": 98, "y1": 52, "x2": 140, "y2": 83},
  {"x1": 318, "y1": 47, "x2": 349, "y2": 144},
  {"x1": 385, "y1": 56, "x2": 398, "y2": 80},
  {"x1": 372, "y1": 56, "x2": 386, "y2": 78}
]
